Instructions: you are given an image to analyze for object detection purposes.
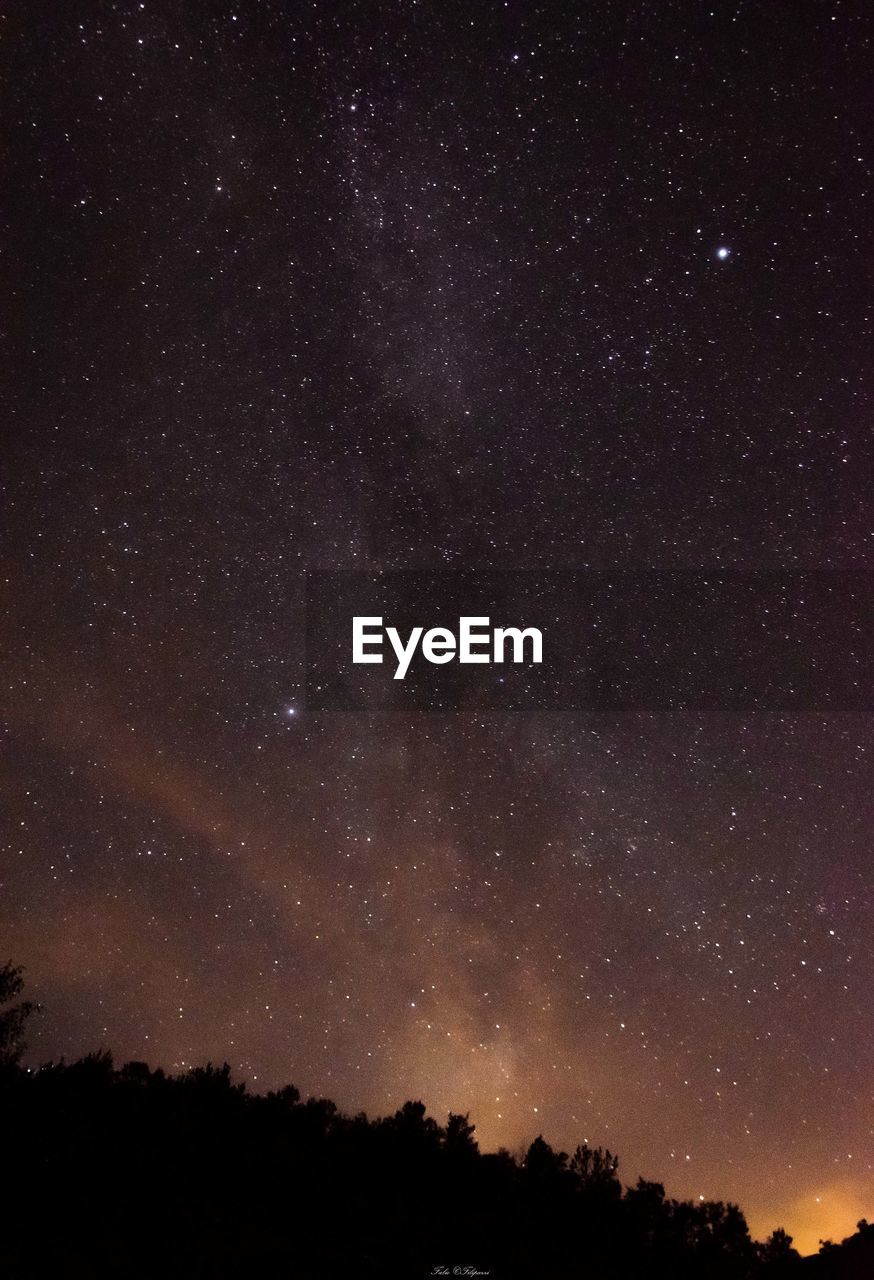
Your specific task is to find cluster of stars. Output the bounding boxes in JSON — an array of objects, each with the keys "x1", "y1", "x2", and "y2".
[{"x1": 2, "y1": 0, "x2": 870, "y2": 1259}]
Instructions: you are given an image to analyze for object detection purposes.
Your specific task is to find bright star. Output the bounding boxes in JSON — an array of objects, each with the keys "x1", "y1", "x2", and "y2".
[{"x1": 716, "y1": 246, "x2": 731, "y2": 260}]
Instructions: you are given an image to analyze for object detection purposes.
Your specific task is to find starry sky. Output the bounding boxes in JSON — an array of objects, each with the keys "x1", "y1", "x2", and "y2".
[{"x1": 2, "y1": 0, "x2": 872, "y2": 1256}]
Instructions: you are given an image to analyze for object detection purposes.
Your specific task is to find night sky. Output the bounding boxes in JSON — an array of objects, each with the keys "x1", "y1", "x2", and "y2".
[{"x1": 3, "y1": 0, "x2": 872, "y2": 1255}]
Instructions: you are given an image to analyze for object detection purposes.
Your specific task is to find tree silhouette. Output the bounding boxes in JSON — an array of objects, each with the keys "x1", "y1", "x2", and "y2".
[
  {"x1": 757, "y1": 1226, "x2": 800, "y2": 1273},
  {"x1": 0, "y1": 961, "x2": 36, "y2": 1068},
  {"x1": 1, "y1": 964, "x2": 869, "y2": 1278}
]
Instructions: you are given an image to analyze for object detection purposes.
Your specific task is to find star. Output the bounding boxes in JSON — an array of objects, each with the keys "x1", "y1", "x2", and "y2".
[{"x1": 5, "y1": 1, "x2": 867, "y2": 1259}]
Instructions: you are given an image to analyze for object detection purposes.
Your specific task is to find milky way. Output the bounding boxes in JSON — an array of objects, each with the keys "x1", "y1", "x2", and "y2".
[{"x1": 3, "y1": 1, "x2": 871, "y2": 1254}]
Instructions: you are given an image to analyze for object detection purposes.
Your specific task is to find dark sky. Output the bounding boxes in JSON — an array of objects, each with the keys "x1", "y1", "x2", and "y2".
[{"x1": 3, "y1": 0, "x2": 872, "y2": 1253}]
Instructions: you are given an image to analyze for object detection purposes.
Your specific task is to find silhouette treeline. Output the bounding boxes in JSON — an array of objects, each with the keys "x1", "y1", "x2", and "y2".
[{"x1": 1, "y1": 963, "x2": 871, "y2": 1279}]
